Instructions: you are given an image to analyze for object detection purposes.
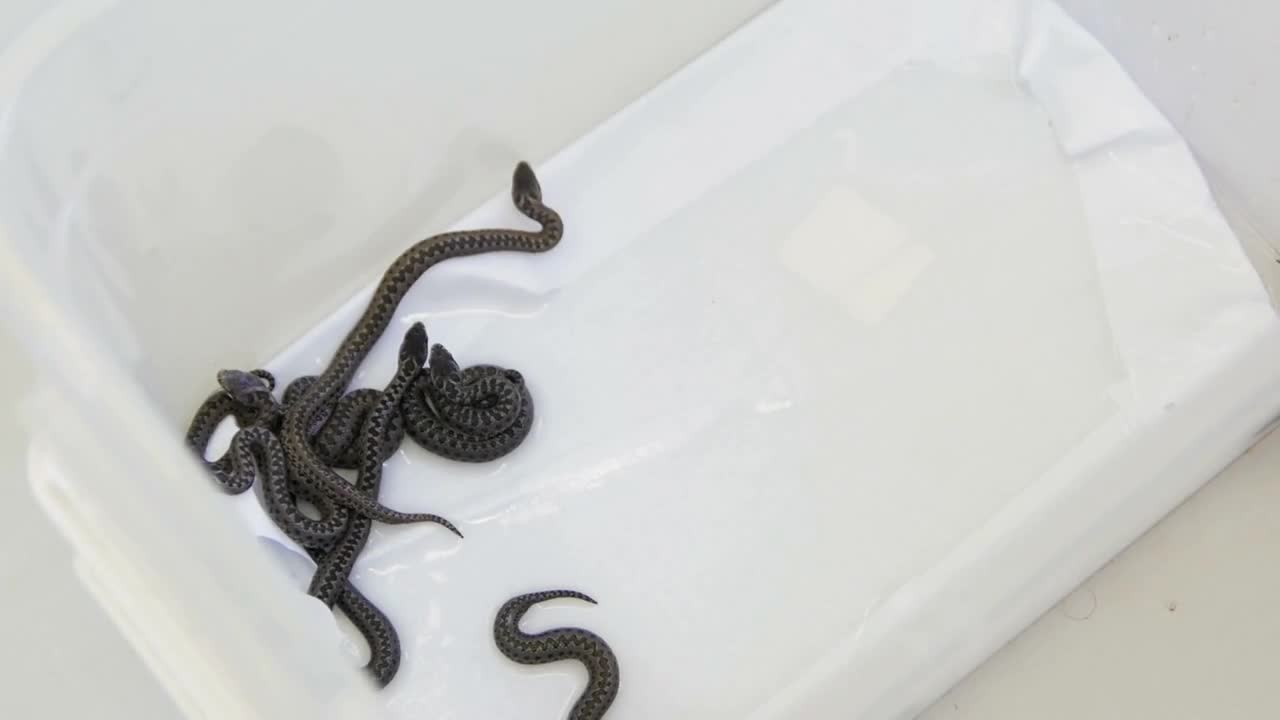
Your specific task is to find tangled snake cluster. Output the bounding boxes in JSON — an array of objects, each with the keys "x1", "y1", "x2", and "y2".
[{"x1": 184, "y1": 163, "x2": 619, "y2": 717}]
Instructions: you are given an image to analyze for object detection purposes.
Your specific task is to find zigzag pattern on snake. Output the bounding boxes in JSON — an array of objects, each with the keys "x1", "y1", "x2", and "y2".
[{"x1": 494, "y1": 590, "x2": 621, "y2": 720}]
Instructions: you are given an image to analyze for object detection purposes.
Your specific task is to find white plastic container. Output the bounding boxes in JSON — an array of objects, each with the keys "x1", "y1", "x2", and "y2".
[{"x1": 1, "y1": 2, "x2": 1275, "y2": 719}]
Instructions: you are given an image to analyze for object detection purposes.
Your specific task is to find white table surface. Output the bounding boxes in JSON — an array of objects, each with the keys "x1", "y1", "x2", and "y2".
[{"x1": 922, "y1": 427, "x2": 1280, "y2": 719}]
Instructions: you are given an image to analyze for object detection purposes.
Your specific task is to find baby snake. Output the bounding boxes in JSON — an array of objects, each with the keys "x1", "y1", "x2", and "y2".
[
  {"x1": 494, "y1": 590, "x2": 620, "y2": 720},
  {"x1": 307, "y1": 321, "x2": 434, "y2": 685},
  {"x1": 403, "y1": 345, "x2": 535, "y2": 463},
  {"x1": 280, "y1": 161, "x2": 562, "y2": 526},
  {"x1": 307, "y1": 322, "x2": 431, "y2": 607}
]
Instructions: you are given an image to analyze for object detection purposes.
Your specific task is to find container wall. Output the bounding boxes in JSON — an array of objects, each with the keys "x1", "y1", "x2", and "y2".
[
  {"x1": 0, "y1": 1, "x2": 1275, "y2": 718},
  {"x1": 1056, "y1": 1, "x2": 1280, "y2": 298},
  {"x1": 1, "y1": 0, "x2": 776, "y2": 422},
  {"x1": 0, "y1": 2, "x2": 775, "y2": 717}
]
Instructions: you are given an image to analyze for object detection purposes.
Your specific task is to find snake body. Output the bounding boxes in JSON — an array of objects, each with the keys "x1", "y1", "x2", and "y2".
[
  {"x1": 185, "y1": 369, "x2": 278, "y2": 464},
  {"x1": 271, "y1": 376, "x2": 412, "y2": 548},
  {"x1": 494, "y1": 590, "x2": 620, "y2": 720},
  {"x1": 308, "y1": 322, "x2": 449, "y2": 607},
  {"x1": 328, "y1": 576, "x2": 402, "y2": 687},
  {"x1": 187, "y1": 369, "x2": 287, "y2": 497},
  {"x1": 201, "y1": 370, "x2": 346, "y2": 548},
  {"x1": 207, "y1": 368, "x2": 458, "y2": 550},
  {"x1": 402, "y1": 351, "x2": 535, "y2": 463},
  {"x1": 281, "y1": 162, "x2": 562, "y2": 524},
  {"x1": 283, "y1": 377, "x2": 407, "y2": 470}
]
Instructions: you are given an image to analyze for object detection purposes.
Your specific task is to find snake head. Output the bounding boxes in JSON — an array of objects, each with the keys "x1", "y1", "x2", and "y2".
[
  {"x1": 399, "y1": 322, "x2": 429, "y2": 368},
  {"x1": 428, "y1": 343, "x2": 463, "y2": 384},
  {"x1": 217, "y1": 369, "x2": 273, "y2": 405},
  {"x1": 511, "y1": 161, "x2": 541, "y2": 203}
]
